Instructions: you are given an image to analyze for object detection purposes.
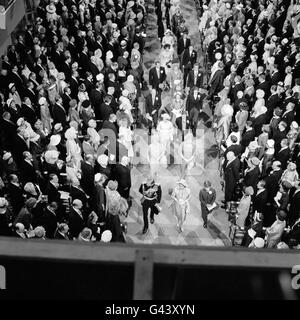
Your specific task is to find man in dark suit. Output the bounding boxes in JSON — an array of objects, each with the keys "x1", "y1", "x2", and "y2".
[
  {"x1": 96, "y1": 95, "x2": 113, "y2": 121},
  {"x1": 223, "y1": 152, "x2": 240, "y2": 203},
  {"x1": 13, "y1": 128, "x2": 30, "y2": 166},
  {"x1": 1, "y1": 112, "x2": 16, "y2": 150},
  {"x1": 181, "y1": 45, "x2": 197, "y2": 87},
  {"x1": 186, "y1": 63, "x2": 203, "y2": 90},
  {"x1": 271, "y1": 64, "x2": 282, "y2": 85},
  {"x1": 90, "y1": 83, "x2": 104, "y2": 109},
  {"x1": 68, "y1": 199, "x2": 85, "y2": 239},
  {"x1": 253, "y1": 180, "x2": 268, "y2": 214},
  {"x1": 69, "y1": 71, "x2": 80, "y2": 99},
  {"x1": 112, "y1": 156, "x2": 131, "y2": 199},
  {"x1": 80, "y1": 154, "x2": 95, "y2": 198},
  {"x1": 7, "y1": 174, "x2": 24, "y2": 217},
  {"x1": 281, "y1": 102, "x2": 295, "y2": 129},
  {"x1": 199, "y1": 181, "x2": 216, "y2": 228},
  {"x1": 275, "y1": 138, "x2": 290, "y2": 170},
  {"x1": 52, "y1": 97, "x2": 68, "y2": 128},
  {"x1": 149, "y1": 61, "x2": 166, "y2": 91},
  {"x1": 265, "y1": 161, "x2": 283, "y2": 204},
  {"x1": 224, "y1": 135, "x2": 243, "y2": 158},
  {"x1": 244, "y1": 157, "x2": 260, "y2": 194},
  {"x1": 266, "y1": 85, "x2": 280, "y2": 121},
  {"x1": 208, "y1": 61, "x2": 225, "y2": 99},
  {"x1": 62, "y1": 87, "x2": 72, "y2": 114},
  {"x1": 256, "y1": 74, "x2": 270, "y2": 98},
  {"x1": 45, "y1": 174, "x2": 61, "y2": 205},
  {"x1": 240, "y1": 121, "x2": 255, "y2": 150},
  {"x1": 21, "y1": 97, "x2": 37, "y2": 127},
  {"x1": 177, "y1": 32, "x2": 190, "y2": 56},
  {"x1": 70, "y1": 180, "x2": 89, "y2": 215},
  {"x1": 42, "y1": 202, "x2": 59, "y2": 239},
  {"x1": 101, "y1": 113, "x2": 118, "y2": 140},
  {"x1": 145, "y1": 88, "x2": 162, "y2": 135},
  {"x1": 21, "y1": 151, "x2": 37, "y2": 184}
]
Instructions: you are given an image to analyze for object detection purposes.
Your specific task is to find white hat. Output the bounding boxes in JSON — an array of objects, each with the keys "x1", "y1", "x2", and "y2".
[
  {"x1": 101, "y1": 230, "x2": 112, "y2": 242},
  {"x1": 50, "y1": 135, "x2": 61, "y2": 146},
  {"x1": 65, "y1": 127, "x2": 77, "y2": 140},
  {"x1": 121, "y1": 40, "x2": 127, "y2": 46},
  {"x1": 111, "y1": 23, "x2": 118, "y2": 29},
  {"x1": 44, "y1": 150, "x2": 59, "y2": 164},
  {"x1": 94, "y1": 173, "x2": 102, "y2": 183},
  {"x1": 54, "y1": 123, "x2": 63, "y2": 131},
  {"x1": 291, "y1": 121, "x2": 299, "y2": 129},
  {"x1": 17, "y1": 118, "x2": 25, "y2": 127},
  {"x1": 251, "y1": 237, "x2": 265, "y2": 248},
  {"x1": 8, "y1": 83, "x2": 15, "y2": 90},
  {"x1": 161, "y1": 113, "x2": 171, "y2": 120},
  {"x1": 46, "y1": 3, "x2": 56, "y2": 14},
  {"x1": 106, "y1": 50, "x2": 113, "y2": 59},
  {"x1": 215, "y1": 52, "x2": 222, "y2": 60},
  {"x1": 2, "y1": 152, "x2": 12, "y2": 161},
  {"x1": 96, "y1": 73, "x2": 104, "y2": 81},
  {"x1": 256, "y1": 89, "x2": 265, "y2": 99},
  {"x1": 127, "y1": 75, "x2": 134, "y2": 82},
  {"x1": 6, "y1": 98, "x2": 14, "y2": 106},
  {"x1": 97, "y1": 154, "x2": 109, "y2": 166},
  {"x1": 266, "y1": 139, "x2": 275, "y2": 148},
  {"x1": 39, "y1": 97, "x2": 47, "y2": 106},
  {"x1": 122, "y1": 89, "x2": 129, "y2": 97},
  {"x1": 282, "y1": 38, "x2": 288, "y2": 45}
]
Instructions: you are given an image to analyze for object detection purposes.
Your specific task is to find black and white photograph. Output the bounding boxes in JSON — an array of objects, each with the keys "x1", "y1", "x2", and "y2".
[{"x1": 0, "y1": 0, "x2": 300, "y2": 304}]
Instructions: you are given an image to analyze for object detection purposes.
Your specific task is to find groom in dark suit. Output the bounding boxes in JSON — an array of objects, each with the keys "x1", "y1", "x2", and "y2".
[{"x1": 149, "y1": 61, "x2": 166, "y2": 91}]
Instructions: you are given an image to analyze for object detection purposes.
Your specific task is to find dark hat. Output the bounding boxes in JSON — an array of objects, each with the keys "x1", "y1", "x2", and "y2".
[
  {"x1": 82, "y1": 100, "x2": 91, "y2": 108},
  {"x1": 274, "y1": 107, "x2": 283, "y2": 116}
]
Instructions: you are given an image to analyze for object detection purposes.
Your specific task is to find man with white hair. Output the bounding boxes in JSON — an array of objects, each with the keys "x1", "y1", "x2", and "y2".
[
  {"x1": 92, "y1": 173, "x2": 106, "y2": 223},
  {"x1": 222, "y1": 151, "x2": 240, "y2": 205},
  {"x1": 68, "y1": 199, "x2": 85, "y2": 239}
]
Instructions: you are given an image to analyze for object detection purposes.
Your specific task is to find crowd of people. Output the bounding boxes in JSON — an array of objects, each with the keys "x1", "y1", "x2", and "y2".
[
  {"x1": 0, "y1": 0, "x2": 300, "y2": 249},
  {"x1": 197, "y1": 0, "x2": 300, "y2": 249},
  {"x1": 0, "y1": 0, "x2": 150, "y2": 242}
]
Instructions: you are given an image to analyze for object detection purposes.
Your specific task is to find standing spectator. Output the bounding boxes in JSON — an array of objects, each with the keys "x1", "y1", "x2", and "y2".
[{"x1": 199, "y1": 181, "x2": 216, "y2": 228}]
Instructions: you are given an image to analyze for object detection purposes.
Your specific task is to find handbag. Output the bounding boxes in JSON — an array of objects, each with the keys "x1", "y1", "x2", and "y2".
[{"x1": 153, "y1": 204, "x2": 161, "y2": 215}]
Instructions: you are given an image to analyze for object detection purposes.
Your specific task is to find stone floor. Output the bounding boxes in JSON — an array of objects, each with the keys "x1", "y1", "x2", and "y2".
[{"x1": 124, "y1": 0, "x2": 230, "y2": 246}]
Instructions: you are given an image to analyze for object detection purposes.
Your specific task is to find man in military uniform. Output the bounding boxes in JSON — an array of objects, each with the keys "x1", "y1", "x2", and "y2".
[{"x1": 139, "y1": 175, "x2": 162, "y2": 234}]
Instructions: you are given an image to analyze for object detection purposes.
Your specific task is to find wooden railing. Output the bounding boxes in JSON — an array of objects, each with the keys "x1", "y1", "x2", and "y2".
[{"x1": 0, "y1": 237, "x2": 299, "y2": 299}]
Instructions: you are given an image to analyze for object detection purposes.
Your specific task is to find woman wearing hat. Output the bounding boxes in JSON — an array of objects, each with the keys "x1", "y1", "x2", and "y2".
[
  {"x1": 6, "y1": 98, "x2": 21, "y2": 124},
  {"x1": 159, "y1": 44, "x2": 174, "y2": 83},
  {"x1": 162, "y1": 29, "x2": 175, "y2": 48},
  {"x1": 157, "y1": 112, "x2": 174, "y2": 159},
  {"x1": 236, "y1": 186, "x2": 254, "y2": 229},
  {"x1": 280, "y1": 162, "x2": 299, "y2": 187},
  {"x1": 105, "y1": 180, "x2": 127, "y2": 242},
  {"x1": 215, "y1": 104, "x2": 234, "y2": 149},
  {"x1": 169, "y1": 62, "x2": 183, "y2": 96},
  {"x1": 257, "y1": 124, "x2": 270, "y2": 159},
  {"x1": 235, "y1": 102, "x2": 249, "y2": 135},
  {"x1": 265, "y1": 210, "x2": 287, "y2": 248},
  {"x1": 171, "y1": 179, "x2": 191, "y2": 232}
]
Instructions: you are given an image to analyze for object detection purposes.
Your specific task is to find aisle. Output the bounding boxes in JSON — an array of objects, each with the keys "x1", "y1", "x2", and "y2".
[{"x1": 124, "y1": 0, "x2": 227, "y2": 246}]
